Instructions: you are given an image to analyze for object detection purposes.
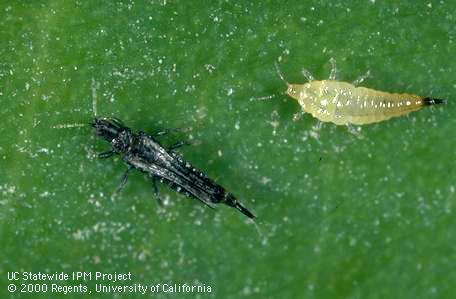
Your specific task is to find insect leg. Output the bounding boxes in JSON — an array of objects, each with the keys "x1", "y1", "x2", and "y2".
[
  {"x1": 169, "y1": 141, "x2": 189, "y2": 151},
  {"x1": 151, "y1": 127, "x2": 190, "y2": 137},
  {"x1": 292, "y1": 111, "x2": 306, "y2": 121},
  {"x1": 151, "y1": 177, "x2": 163, "y2": 206},
  {"x1": 346, "y1": 124, "x2": 364, "y2": 139},
  {"x1": 98, "y1": 150, "x2": 115, "y2": 159},
  {"x1": 309, "y1": 121, "x2": 322, "y2": 140},
  {"x1": 153, "y1": 130, "x2": 170, "y2": 136},
  {"x1": 329, "y1": 57, "x2": 338, "y2": 80},
  {"x1": 301, "y1": 68, "x2": 315, "y2": 82},
  {"x1": 352, "y1": 70, "x2": 371, "y2": 86},
  {"x1": 115, "y1": 166, "x2": 133, "y2": 194}
]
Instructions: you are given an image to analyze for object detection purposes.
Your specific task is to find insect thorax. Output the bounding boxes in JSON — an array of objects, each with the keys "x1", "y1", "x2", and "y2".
[{"x1": 111, "y1": 130, "x2": 134, "y2": 153}]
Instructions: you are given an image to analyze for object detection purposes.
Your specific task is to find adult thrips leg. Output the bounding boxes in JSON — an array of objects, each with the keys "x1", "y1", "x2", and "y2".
[
  {"x1": 152, "y1": 177, "x2": 163, "y2": 206},
  {"x1": 169, "y1": 141, "x2": 189, "y2": 151},
  {"x1": 116, "y1": 166, "x2": 133, "y2": 194},
  {"x1": 153, "y1": 127, "x2": 189, "y2": 137},
  {"x1": 99, "y1": 150, "x2": 114, "y2": 159}
]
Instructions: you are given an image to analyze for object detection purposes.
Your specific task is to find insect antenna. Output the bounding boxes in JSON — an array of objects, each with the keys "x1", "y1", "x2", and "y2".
[
  {"x1": 274, "y1": 62, "x2": 291, "y2": 88},
  {"x1": 52, "y1": 123, "x2": 87, "y2": 129},
  {"x1": 249, "y1": 63, "x2": 290, "y2": 102},
  {"x1": 52, "y1": 79, "x2": 101, "y2": 130},
  {"x1": 91, "y1": 77, "x2": 99, "y2": 117},
  {"x1": 249, "y1": 94, "x2": 278, "y2": 101}
]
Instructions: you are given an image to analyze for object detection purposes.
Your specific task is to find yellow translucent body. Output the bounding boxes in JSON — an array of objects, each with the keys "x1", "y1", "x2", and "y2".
[{"x1": 287, "y1": 80, "x2": 424, "y2": 125}]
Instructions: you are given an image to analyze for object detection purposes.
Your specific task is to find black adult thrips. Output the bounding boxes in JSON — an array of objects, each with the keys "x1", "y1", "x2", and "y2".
[{"x1": 91, "y1": 117, "x2": 255, "y2": 219}]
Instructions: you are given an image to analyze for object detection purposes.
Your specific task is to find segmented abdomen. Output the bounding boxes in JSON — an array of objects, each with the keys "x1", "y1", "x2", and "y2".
[{"x1": 295, "y1": 81, "x2": 425, "y2": 125}]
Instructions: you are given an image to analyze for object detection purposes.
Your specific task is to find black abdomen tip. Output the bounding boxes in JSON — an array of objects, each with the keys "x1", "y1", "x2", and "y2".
[
  {"x1": 235, "y1": 202, "x2": 256, "y2": 219},
  {"x1": 423, "y1": 97, "x2": 447, "y2": 106}
]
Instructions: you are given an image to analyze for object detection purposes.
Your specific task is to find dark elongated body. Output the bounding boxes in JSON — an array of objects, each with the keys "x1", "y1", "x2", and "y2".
[{"x1": 91, "y1": 117, "x2": 255, "y2": 219}]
